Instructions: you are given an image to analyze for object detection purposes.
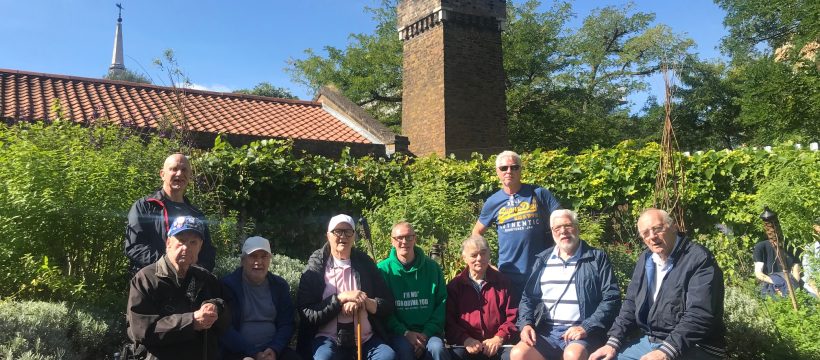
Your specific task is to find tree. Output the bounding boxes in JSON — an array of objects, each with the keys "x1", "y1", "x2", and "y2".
[
  {"x1": 715, "y1": 0, "x2": 819, "y2": 62},
  {"x1": 103, "y1": 68, "x2": 151, "y2": 84},
  {"x1": 287, "y1": 1, "x2": 693, "y2": 152},
  {"x1": 287, "y1": 0, "x2": 402, "y2": 130},
  {"x1": 561, "y1": 4, "x2": 693, "y2": 107},
  {"x1": 509, "y1": 2, "x2": 693, "y2": 152},
  {"x1": 669, "y1": 57, "x2": 743, "y2": 150},
  {"x1": 733, "y1": 57, "x2": 820, "y2": 145},
  {"x1": 234, "y1": 82, "x2": 297, "y2": 99}
]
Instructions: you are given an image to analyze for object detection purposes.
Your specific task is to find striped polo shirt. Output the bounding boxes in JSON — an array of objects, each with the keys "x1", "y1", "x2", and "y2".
[{"x1": 540, "y1": 245, "x2": 581, "y2": 327}]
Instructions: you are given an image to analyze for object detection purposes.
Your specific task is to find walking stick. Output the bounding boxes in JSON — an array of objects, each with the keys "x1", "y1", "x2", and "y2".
[{"x1": 356, "y1": 309, "x2": 363, "y2": 360}]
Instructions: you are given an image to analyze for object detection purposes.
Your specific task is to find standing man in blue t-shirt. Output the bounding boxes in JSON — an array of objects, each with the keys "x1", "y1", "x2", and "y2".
[{"x1": 472, "y1": 150, "x2": 562, "y2": 301}]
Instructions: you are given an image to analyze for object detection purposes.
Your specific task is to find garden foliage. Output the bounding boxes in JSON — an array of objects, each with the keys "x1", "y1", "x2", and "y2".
[
  {"x1": 0, "y1": 121, "x2": 179, "y2": 303},
  {"x1": 0, "y1": 122, "x2": 818, "y2": 357},
  {"x1": 0, "y1": 300, "x2": 122, "y2": 360}
]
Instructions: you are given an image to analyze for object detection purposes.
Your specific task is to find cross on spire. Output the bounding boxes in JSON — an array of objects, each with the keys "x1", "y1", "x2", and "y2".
[{"x1": 109, "y1": 2, "x2": 125, "y2": 71}]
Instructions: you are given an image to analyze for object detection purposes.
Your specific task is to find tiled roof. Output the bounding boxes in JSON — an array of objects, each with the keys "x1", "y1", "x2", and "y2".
[{"x1": 0, "y1": 69, "x2": 371, "y2": 144}]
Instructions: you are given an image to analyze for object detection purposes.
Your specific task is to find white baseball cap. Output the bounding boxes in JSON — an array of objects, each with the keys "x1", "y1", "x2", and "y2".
[
  {"x1": 242, "y1": 236, "x2": 271, "y2": 255},
  {"x1": 327, "y1": 214, "x2": 355, "y2": 232}
]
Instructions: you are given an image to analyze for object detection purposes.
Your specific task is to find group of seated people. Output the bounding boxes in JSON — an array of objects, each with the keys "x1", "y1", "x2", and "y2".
[{"x1": 126, "y1": 207, "x2": 728, "y2": 360}]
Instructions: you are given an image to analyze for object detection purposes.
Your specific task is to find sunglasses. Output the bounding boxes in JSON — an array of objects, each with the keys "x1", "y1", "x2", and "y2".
[{"x1": 498, "y1": 165, "x2": 521, "y2": 172}]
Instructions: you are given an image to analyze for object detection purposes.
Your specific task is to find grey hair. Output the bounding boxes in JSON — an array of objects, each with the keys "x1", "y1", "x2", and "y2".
[
  {"x1": 461, "y1": 235, "x2": 489, "y2": 255},
  {"x1": 392, "y1": 221, "x2": 414, "y2": 233},
  {"x1": 640, "y1": 208, "x2": 675, "y2": 226},
  {"x1": 495, "y1": 150, "x2": 521, "y2": 168},
  {"x1": 550, "y1": 209, "x2": 579, "y2": 228}
]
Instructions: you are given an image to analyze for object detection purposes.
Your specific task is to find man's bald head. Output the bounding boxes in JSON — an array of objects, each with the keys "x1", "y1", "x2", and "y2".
[{"x1": 160, "y1": 153, "x2": 192, "y2": 200}]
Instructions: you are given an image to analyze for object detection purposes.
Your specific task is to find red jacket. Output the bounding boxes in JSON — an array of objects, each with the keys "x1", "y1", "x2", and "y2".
[{"x1": 445, "y1": 267, "x2": 518, "y2": 345}]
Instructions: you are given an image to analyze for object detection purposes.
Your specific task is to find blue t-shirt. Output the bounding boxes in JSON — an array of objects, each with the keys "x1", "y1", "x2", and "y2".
[{"x1": 478, "y1": 184, "x2": 561, "y2": 277}]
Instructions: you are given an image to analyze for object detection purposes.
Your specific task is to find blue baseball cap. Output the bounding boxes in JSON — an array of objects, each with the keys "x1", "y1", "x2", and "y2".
[{"x1": 167, "y1": 216, "x2": 205, "y2": 238}]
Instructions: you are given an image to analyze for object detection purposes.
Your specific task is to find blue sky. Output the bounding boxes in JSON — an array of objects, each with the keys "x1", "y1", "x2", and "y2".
[{"x1": 0, "y1": 0, "x2": 727, "y2": 110}]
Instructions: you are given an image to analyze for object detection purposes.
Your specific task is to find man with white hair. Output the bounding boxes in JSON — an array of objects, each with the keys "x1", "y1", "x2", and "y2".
[
  {"x1": 221, "y1": 236, "x2": 300, "y2": 360},
  {"x1": 446, "y1": 235, "x2": 518, "y2": 360},
  {"x1": 511, "y1": 210, "x2": 620, "y2": 360},
  {"x1": 473, "y1": 150, "x2": 562, "y2": 300},
  {"x1": 589, "y1": 209, "x2": 725, "y2": 360}
]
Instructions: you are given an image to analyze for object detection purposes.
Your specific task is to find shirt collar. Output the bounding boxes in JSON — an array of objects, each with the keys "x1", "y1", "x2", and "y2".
[
  {"x1": 651, "y1": 252, "x2": 673, "y2": 271},
  {"x1": 549, "y1": 242, "x2": 582, "y2": 262}
]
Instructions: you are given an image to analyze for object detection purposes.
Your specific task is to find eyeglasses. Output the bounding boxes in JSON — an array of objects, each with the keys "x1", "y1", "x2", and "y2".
[
  {"x1": 330, "y1": 229, "x2": 355, "y2": 238},
  {"x1": 639, "y1": 225, "x2": 667, "y2": 239},
  {"x1": 551, "y1": 224, "x2": 575, "y2": 233},
  {"x1": 498, "y1": 165, "x2": 521, "y2": 172},
  {"x1": 392, "y1": 234, "x2": 416, "y2": 242}
]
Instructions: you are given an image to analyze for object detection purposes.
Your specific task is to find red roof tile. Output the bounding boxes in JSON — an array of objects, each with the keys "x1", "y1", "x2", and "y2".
[{"x1": 0, "y1": 69, "x2": 371, "y2": 144}]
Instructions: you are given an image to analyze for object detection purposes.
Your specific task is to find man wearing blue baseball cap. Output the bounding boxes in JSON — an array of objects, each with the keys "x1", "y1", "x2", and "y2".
[{"x1": 127, "y1": 215, "x2": 230, "y2": 360}]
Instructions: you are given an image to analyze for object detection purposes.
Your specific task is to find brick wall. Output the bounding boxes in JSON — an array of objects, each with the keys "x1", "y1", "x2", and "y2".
[
  {"x1": 442, "y1": 21, "x2": 508, "y2": 158},
  {"x1": 401, "y1": 25, "x2": 447, "y2": 157}
]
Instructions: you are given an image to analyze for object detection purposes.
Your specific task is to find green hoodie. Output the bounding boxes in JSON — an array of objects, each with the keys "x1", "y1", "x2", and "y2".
[{"x1": 377, "y1": 246, "x2": 447, "y2": 338}]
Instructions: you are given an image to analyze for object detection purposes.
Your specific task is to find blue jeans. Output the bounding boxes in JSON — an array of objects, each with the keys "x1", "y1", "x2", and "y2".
[
  {"x1": 391, "y1": 335, "x2": 450, "y2": 360},
  {"x1": 617, "y1": 336, "x2": 721, "y2": 360},
  {"x1": 312, "y1": 335, "x2": 395, "y2": 360}
]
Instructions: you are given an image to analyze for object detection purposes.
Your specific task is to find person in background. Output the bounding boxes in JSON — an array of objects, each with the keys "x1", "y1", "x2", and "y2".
[
  {"x1": 802, "y1": 217, "x2": 820, "y2": 297},
  {"x1": 221, "y1": 236, "x2": 300, "y2": 360},
  {"x1": 753, "y1": 235, "x2": 801, "y2": 298},
  {"x1": 446, "y1": 235, "x2": 517, "y2": 360}
]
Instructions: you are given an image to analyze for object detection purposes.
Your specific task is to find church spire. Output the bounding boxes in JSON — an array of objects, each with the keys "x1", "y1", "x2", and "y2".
[{"x1": 109, "y1": 3, "x2": 125, "y2": 71}]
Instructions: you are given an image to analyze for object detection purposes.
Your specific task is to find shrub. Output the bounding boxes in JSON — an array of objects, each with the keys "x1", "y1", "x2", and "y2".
[
  {"x1": 723, "y1": 283, "x2": 820, "y2": 359},
  {"x1": 0, "y1": 121, "x2": 180, "y2": 303},
  {"x1": 364, "y1": 174, "x2": 482, "y2": 280},
  {"x1": 0, "y1": 300, "x2": 123, "y2": 360},
  {"x1": 214, "y1": 253, "x2": 306, "y2": 298}
]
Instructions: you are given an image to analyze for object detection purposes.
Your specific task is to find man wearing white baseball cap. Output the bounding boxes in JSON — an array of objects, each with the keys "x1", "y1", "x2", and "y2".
[
  {"x1": 222, "y1": 236, "x2": 301, "y2": 360},
  {"x1": 296, "y1": 214, "x2": 396, "y2": 360}
]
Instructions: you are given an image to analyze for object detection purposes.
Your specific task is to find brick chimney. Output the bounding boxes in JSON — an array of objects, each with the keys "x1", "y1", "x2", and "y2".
[{"x1": 398, "y1": 0, "x2": 509, "y2": 158}]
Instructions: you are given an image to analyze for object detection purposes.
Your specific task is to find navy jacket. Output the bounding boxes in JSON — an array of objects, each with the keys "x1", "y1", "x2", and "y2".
[
  {"x1": 220, "y1": 267, "x2": 295, "y2": 358},
  {"x1": 295, "y1": 244, "x2": 394, "y2": 358},
  {"x1": 606, "y1": 234, "x2": 726, "y2": 359},
  {"x1": 517, "y1": 240, "x2": 621, "y2": 338},
  {"x1": 125, "y1": 189, "x2": 216, "y2": 274}
]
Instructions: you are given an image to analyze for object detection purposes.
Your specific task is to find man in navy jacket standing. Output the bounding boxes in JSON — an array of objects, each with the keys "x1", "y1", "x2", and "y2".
[
  {"x1": 125, "y1": 153, "x2": 215, "y2": 275},
  {"x1": 590, "y1": 209, "x2": 725, "y2": 360}
]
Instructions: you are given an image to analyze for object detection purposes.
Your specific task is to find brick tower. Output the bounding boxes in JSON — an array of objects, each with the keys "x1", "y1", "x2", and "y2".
[{"x1": 398, "y1": 0, "x2": 509, "y2": 158}]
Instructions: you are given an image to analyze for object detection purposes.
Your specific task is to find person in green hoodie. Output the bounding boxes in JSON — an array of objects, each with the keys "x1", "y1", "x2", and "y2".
[{"x1": 378, "y1": 222, "x2": 450, "y2": 360}]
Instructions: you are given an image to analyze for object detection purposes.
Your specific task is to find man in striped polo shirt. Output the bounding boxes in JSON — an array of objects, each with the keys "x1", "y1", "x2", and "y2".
[{"x1": 511, "y1": 210, "x2": 620, "y2": 360}]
